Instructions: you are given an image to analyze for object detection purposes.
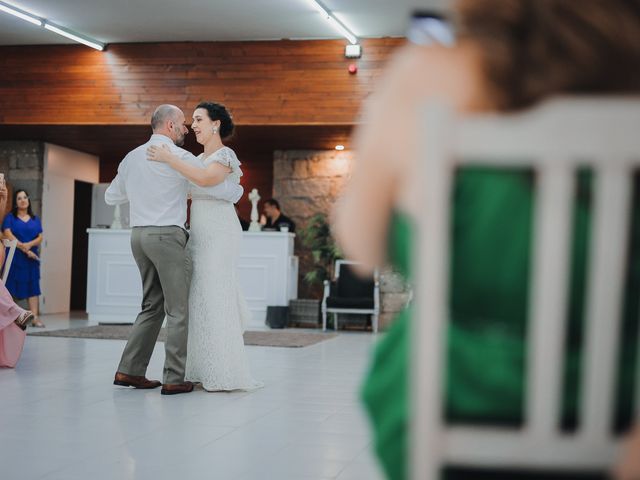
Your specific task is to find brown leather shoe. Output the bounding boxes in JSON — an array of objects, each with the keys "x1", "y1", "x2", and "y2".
[
  {"x1": 161, "y1": 381, "x2": 194, "y2": 395},
  {"x1": 113, "y1": 372, "x2": 161, "y2": 389}
]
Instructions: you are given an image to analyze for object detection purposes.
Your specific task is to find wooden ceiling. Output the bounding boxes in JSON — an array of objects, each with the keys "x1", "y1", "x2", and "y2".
[
  {"x1": 0, "y1": 39, "x2": 402, "y2": 126},
  {"x1": 0, "y1": 38, "x2": 386, "y2": 181},
  {"x1": 0, "y1": 37, "x2": 389, "y2": 199}
]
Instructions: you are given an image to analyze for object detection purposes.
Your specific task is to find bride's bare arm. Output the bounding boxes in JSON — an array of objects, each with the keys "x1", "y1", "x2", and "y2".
[{"x1": 148, "y1": 144, "x2": 231, "y2": 187}]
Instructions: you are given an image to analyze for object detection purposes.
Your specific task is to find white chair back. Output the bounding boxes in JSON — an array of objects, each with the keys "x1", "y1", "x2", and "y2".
[
  {"x1": 322, "y1": 259, "x2": 380, "y2": 332},
  {"x1": 412, "y1": 97, "x2": 640, "y2": 479},
  {"x1": 1, "y1": 238, "x2": 17, "y2": 284},
  {"x1": 335, "y1": 259, "x2": 378, "y2": 280}
]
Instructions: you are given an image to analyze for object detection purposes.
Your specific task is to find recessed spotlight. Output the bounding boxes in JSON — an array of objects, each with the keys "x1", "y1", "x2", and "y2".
[{"x1": 335, "y1": 145, "x2": 345, "y2": 151}]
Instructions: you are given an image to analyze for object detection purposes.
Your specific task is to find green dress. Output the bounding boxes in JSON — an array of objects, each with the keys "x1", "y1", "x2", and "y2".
[{"x1": 361, "y1": 168, "x2": 640, "y2": 480}]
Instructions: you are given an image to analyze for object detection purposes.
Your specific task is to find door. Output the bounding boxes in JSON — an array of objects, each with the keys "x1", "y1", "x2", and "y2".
[
  {"x1": 40, "y1": 173, "x2": 74, "y2": 313},
  {"x1": 70, "y1": 180, "x2": 92, "y2": 310}
]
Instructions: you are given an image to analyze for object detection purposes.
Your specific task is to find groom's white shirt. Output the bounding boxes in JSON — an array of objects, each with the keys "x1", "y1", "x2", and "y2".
[{"x1": 105, "y1": 134, "x2": 243, "y2": 227}]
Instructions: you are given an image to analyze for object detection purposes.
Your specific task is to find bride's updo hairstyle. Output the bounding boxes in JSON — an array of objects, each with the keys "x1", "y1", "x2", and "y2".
[
  {"x1": 455, "y1": 0, "x2": 640, "y2": 110},
  {"x1": 196, "y1": 101, "x2": 235, "y2": 140}
]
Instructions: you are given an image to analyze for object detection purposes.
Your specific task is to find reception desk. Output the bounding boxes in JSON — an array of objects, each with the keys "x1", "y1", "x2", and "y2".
[{"x1": 86, "y1": 228, "x2": 298, "y2": 329}]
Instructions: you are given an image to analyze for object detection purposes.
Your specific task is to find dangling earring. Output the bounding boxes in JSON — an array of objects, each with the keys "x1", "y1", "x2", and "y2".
[{"x1": 213, "y1": 127, "x2": 218, "y2": 135}]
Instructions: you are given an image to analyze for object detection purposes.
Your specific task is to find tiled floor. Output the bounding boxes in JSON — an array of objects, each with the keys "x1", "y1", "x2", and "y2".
[{"x1": 0, "y1": 314, "x2": 385, "y2": 480}]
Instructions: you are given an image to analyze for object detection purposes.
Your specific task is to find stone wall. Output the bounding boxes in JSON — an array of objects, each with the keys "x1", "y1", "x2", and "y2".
[
  {"x1": 273, "y1": 150, "x2": 352, "y2": 299},
  {"x1": 272, "y1": 149, "x2": 411, "y2": 329},
  {"x1": 378, "y1": 266, "x2": 412, "y2": 330},
  {"x1": 0, "y1": 141, "x2": 45, "y2": 216},
  {"x1": 273, "y1": 149, "x2": 353, "y2": 225}
]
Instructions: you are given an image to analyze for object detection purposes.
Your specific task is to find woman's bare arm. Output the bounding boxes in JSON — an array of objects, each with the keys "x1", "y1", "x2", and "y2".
[
  {"x1": 148, "y1": 145, "x2": 231, "y2": 187},
  {"x1": 23, "y1": 233, "x2": 42, "y2": 249},
  {"x1": 3, "y1": 228, "x2": 19, "y2": 247},
  {"x1": 3, "y1": 228, "x2": 38, "y2": 259},
  {"x1": 333, "y1": 46, "x2": 423, "y2": 273},
  {"x1": 333, "y1": 43, "x2": 490, "y2": 275},
  {"x1": 614, "y1": 423, "x2": 640, "y2": 480}
]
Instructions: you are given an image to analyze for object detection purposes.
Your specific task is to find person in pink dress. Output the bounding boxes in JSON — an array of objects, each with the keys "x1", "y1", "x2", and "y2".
[{"x1": 0, "y1": 179, "x2": 34, "y2": 368}]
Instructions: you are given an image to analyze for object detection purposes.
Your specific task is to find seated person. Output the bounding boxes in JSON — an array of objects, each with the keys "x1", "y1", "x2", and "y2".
[
  {"x1": 259, "y1": 199, "x2": 295, "y2": 233},
  {"x1": 333, "y1": 1, "x2": 640, "y2": 479}
]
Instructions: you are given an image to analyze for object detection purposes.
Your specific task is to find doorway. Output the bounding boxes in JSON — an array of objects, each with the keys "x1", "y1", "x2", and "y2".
[{"x1": 70, "y1": 180, "x2": 92, "y2": 310}]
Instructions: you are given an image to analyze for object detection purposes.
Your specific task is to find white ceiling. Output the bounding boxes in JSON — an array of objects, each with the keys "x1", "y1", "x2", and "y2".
[{"x1": 0, "y1": 0, "x2": 450, "y2": 46}]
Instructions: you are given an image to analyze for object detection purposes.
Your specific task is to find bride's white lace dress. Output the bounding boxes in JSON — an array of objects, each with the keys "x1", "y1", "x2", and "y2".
[{"x1": 185, "y1": 146, "x2": 263, "y2": 391}]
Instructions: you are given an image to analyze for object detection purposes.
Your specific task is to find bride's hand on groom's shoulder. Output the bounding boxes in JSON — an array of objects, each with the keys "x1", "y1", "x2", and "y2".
[{"x1": 147, "y1": 144, "x2": 173, "y2": 163}]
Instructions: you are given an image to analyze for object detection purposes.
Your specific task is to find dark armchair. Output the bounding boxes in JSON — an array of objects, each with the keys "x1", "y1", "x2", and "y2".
[{"x1": 321, "y1": 260, "x2": 379, "y2": 332}]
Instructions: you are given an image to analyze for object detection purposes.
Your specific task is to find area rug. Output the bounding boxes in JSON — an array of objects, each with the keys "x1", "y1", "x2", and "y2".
[{"x1": 28, "y1": 325, "x2": 337, "y2": 348}]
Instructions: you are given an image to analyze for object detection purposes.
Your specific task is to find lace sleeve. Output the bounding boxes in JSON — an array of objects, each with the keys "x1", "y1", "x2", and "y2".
[{"x1": 213, "y1": 147, "x2": 243, "y2": 182}]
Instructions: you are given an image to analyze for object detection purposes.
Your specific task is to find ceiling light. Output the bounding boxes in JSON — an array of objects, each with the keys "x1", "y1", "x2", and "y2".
[
  {"x1": 0, "y1": 1, "x2": 105, "y2": 50},
  {"x1": 335, "y1": 145, "x2": 345, "y2": 151},
  {"x1": 306, "y1": 0, "x2": 358, "y2": 45},
  {"x1": 44, "y1": 22, "x2": 104, "y2": 51},
  {"x1": 0, "y1": 1, "x2": 42, "y2": 26}
]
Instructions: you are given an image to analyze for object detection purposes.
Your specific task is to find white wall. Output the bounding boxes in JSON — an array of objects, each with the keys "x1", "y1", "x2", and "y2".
[{"x1": 40, "y1": 144, "x2": 99, "y2": 314}]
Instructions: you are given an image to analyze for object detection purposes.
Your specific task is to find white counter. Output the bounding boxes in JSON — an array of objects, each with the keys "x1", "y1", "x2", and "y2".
[{"x1": 86, "y1": 228, "x2": 298, "y2": 329}]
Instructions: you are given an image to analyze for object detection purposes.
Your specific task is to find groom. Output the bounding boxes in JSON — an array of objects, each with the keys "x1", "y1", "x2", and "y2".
[{"x1": 105, "y1": 104, "x2": 243, "y2": 395}]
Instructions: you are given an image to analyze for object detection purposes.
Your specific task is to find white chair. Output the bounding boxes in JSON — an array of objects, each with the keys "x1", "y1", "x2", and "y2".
[
  {"x1": 412, "y1": 98, "x2": 640, "y2": 479},
  {"x1": 1, "y1": 238, "x2": 17, "y2": 284},
  {"x1": 321, "y1": 259, "x2": 380, "y2": 332}
]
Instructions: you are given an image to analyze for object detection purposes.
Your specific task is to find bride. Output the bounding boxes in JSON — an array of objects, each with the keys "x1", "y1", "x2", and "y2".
[{"x1": 148, "y1": 101, "x2": 262, "y2": 392}]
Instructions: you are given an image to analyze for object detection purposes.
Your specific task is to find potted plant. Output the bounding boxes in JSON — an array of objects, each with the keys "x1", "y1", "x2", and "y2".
[
  {"x1": 289, "y1": 213, "x2": 342, "y2": 326},
  {"x1": 299, "y1": 213, "x2": 342, "y2": 286}
]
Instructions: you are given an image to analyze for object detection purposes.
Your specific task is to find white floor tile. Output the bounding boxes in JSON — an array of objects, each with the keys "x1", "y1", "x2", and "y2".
[{"x1": 0, "y1": 314, "x2": 383, "y2": 480}]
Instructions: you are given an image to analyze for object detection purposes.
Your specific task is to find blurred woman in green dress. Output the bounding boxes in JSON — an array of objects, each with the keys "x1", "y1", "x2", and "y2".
[{"x1": 334, "y1": 1, "x2": 640, "y2": 478}]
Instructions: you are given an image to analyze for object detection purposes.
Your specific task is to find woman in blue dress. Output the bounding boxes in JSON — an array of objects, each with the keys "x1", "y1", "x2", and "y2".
[{"x1": 2, "y1": 189, "x2": 44, "y2": 327}]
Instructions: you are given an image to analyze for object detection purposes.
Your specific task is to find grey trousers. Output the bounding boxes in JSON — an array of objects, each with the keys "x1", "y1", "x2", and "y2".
[{"x1": 117, "y1": 226, "x2": 192, "y2": 384}]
